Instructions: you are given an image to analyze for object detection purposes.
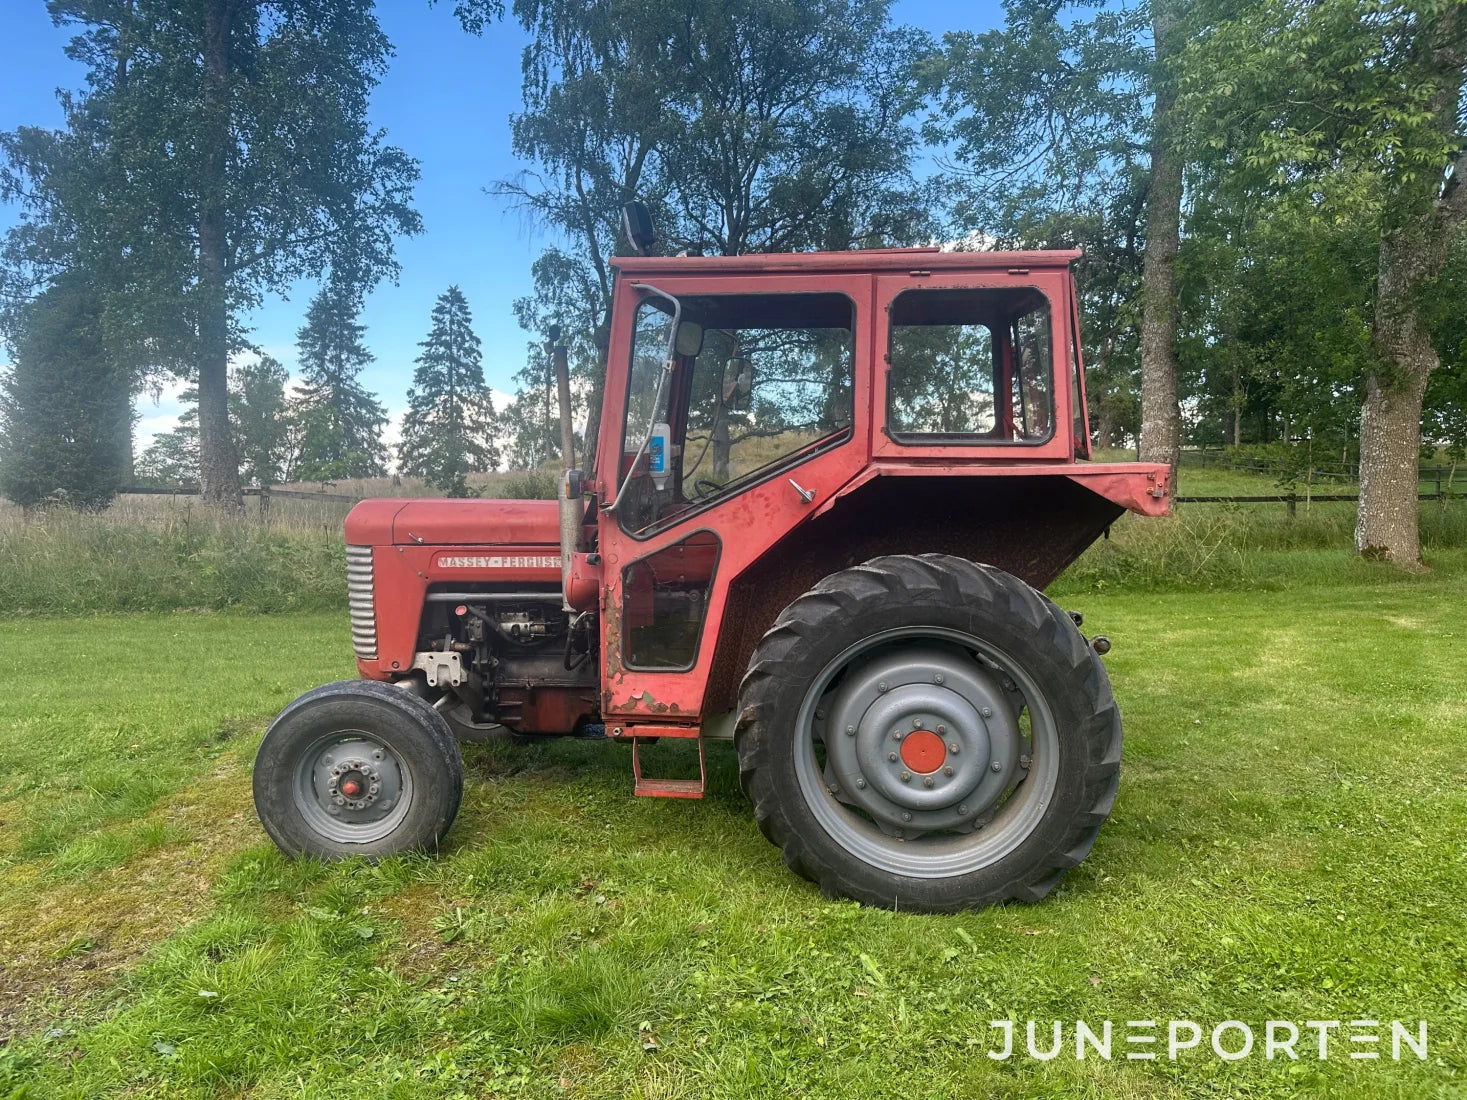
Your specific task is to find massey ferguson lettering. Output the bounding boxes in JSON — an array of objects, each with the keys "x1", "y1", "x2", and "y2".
[{"x1": 437, "y1": 554, "x2": 562, "y2": 570}]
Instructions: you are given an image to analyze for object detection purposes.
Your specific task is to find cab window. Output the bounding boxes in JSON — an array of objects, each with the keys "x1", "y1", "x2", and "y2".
[
  {"x1": 887, "y1": 287, "x2": 1055, "y2": 444},
  {"x1": 619, "y1": 292, "x2": 854, "y2": 536}
]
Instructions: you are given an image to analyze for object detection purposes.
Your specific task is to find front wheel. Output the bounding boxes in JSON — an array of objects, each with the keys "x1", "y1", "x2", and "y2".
[
  {"x1": 735, "y1": 555, "x2": 1121, "y2": 913},
  {"x1": 253, "y1": 680, "x2": 464, "y2": 860}
]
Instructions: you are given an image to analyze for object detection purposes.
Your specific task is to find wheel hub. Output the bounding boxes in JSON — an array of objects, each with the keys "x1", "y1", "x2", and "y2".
[
  {"x1": 294, "y1": 734, "x2": 410, "y2": 841},
  {"x1": 823, "y1": 645, "x2": 1021, "y2": 835},
  {"x1": 899, "y1": 729, "x2": 946, "y2": 773}
]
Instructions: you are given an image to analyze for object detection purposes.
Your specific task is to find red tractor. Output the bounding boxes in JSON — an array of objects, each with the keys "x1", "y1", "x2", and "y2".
[{"x1": 253, "y1": 221, "x2": 1169, "y2": 912}]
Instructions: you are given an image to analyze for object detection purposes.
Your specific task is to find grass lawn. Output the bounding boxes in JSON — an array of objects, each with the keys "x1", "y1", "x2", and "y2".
[{"x1": 2, "y1": 569, "x2": 1466, "y2": 1098}]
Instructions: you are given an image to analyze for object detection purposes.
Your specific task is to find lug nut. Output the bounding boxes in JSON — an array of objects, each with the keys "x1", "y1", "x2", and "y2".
[
  {"x1": 855, "y1": 778, "x2": 867, "y2": 789},
  {"x1": 991, "y1": 761, "x2": 1002, "y2": 772},
  {"x1": 949, "y1": 741, "x2": 960, "y2": 753},
  {"x1": 936, "y1": 725, "x2": 946, "y2": 734},
  {"x1": 980, "y1": 707, "x2": 993, "y2": 718},
  {"x1": 957, "y1": 804, "x2": 968, "y2": 815},
  {"x1": 877, "y1": 682, "x2": 889, "y2": 693},
  {"x1": 942, "y1": 765, "x2": 954, "y2": 777},
  {"x1": 845, "y1": 725, "x2": 856, "y2": 736},
  {"x1": 902, "y1": 812, "x2": 912, "y2": 822},
  {"x1": 892, "y1": 730, "x2": 904, "y2": 741},
  {"x1": 888, "y1": 752, "x2": 898, "y2": 762},
  {"x1": 912, "y1": 717, "x2": 923, "y2": 728},
  {"x1": 934, "y1": 673, "x2": 944, "y2": 684},
  {"x1": 923, "y1": 776, "x2": 934, "y2": 788},
  {"x1": 900, "y1": 771, "x2": 912, "y2": 783}
]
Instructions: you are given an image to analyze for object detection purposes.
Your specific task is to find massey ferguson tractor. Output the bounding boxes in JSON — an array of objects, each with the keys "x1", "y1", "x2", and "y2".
[{"x1": 253, "y1": 209, "x2": 1170, "y2": 912}]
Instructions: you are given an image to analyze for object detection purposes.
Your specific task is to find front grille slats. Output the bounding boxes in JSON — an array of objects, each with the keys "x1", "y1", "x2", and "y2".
[{"x1": 346, "y1": 545, "x2": 378, "y2": 660}]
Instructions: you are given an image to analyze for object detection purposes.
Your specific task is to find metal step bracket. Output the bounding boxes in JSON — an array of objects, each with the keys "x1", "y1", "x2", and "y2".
[{"x1": 613, "y1": 723, "x2": 706, "y2": 798}]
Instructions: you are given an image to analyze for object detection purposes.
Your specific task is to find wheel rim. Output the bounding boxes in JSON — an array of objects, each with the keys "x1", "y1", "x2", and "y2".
[
  {"x1": 292, "y1": 730, "x2": 414, "y2": 845},
  {"x1": 793, "y1": 626, "x2": 1061, "y2": 879}
]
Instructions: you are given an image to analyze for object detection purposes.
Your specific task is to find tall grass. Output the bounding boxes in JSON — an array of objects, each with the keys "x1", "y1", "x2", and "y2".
[
  {"x1": 4, "y1": 477, "x2": 1465, "y2": 615},
  {"x1": 1054, "y1": 498, "x2": 1467, "y2": 594},
  {"x1": 0, "y1": 499, "x2": 345, "y2": 615}
]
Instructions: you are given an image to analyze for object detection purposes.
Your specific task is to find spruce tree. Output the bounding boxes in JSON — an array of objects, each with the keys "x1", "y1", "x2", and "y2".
[
  {"x1": 399, "y1": 287, "x2": 500, "y2": 496},
  {"x1": 231, "y1": 355, "x2": 291, "y2": 488},
  {"x1": 292, "y1": 284, "x2": 389, "y2": 481},
  {"x1": 0, "y1": 273, "x2": 133, "y2": 510}
]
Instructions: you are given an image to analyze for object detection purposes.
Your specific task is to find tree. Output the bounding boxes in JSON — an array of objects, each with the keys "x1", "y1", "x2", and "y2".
[
  {"x1": 231, "y1": 354, "x2": 291, "y2": 488},
  {"x1": 457, "y1": 0, "x2": 935, "y2": 466},
  {"x1": 933, "y1": 0, "x2": 1176, "y2": 463},
  {"x1": 1181, "y1": 0, "x2": 1467, "y2": 564},
  {"x1": 292, "y1": 284, "x2": 389, "y2": 481},
  {"x1": 135, "y1": 417, "x2": 199, "y2": 487},
  {"x1": 0, "y1": 271, "x2": 133, "y2": 510},
  {"x1": 1, "y1": 0, "x2": 420, "y2": 510},
  {"x1": 399, "y1": 287, "x2": 501, "y2": 496},
  {"x1": 1138, "y1": 0, "x2": 1184, "y2": 482}
]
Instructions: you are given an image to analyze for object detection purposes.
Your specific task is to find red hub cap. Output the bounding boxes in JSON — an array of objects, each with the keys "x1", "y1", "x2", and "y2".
[
  {"x1": 899, "y1": 729, "x2": 947, "y2": 774},
  {"x1": 340, "y1": 778, "x2": 362, "y2": 797}
]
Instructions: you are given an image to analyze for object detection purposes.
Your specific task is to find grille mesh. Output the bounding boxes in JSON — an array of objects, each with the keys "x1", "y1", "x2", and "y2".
[{"x1": 346, "y1": 545, "x2": 378, "y2": 661}]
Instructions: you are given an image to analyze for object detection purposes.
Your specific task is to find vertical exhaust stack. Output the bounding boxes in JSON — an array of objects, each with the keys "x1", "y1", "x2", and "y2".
[{"x1": 550, "y1": 328, "x2": 583, "y2": 612}]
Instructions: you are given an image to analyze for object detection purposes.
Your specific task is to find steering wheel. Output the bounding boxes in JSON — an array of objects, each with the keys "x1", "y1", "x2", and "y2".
[{"x1": 694, "y1": 478, "x2": 723, "y2": 499}]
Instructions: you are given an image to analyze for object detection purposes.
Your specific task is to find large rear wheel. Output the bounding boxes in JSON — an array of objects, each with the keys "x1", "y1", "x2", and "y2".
[{"x1": 735, "y1": 555, "x2": 1120, "y2": 912}]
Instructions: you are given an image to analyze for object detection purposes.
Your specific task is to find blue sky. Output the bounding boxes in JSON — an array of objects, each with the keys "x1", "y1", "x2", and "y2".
[{"x1": 0, "y1": 0, "x2": 1002, "y2": 451}]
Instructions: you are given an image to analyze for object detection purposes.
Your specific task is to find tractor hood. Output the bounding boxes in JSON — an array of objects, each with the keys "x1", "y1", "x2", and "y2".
[{"x1": 344, "y1": 498, "x2": 562, "y2": 547}]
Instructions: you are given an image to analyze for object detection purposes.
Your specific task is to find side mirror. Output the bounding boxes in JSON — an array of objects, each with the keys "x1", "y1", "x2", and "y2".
[
  {"x1": 675, "y1": 321, "x2": 704, "y2": 357},
  {"x1": 622, "y1": 201, "x2": 655, "y2": 256}
]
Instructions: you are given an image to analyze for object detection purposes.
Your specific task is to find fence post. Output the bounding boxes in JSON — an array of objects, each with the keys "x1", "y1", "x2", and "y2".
[{"x1": 1287, "y1": 491, "x2": 1297, "y2": 518}]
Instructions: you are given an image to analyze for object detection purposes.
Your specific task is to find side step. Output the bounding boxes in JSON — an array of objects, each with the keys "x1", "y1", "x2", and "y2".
[{"x1": 617, "y1": 724, "x2": 706, "y2": 799}]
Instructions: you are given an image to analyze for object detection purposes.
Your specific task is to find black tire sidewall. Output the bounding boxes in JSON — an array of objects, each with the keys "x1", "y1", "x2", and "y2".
[
  {"x1": 741, "y1": 557, "x2": 1115, "y2": 911},
  {"x1": 252, "y1": 681, "x2": 464, "y2": 860}
]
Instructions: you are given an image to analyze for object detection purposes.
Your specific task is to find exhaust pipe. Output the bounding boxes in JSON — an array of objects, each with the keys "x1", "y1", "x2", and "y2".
[{"x1": 551, "y1": 333, "x2": 583, "y2": 612}]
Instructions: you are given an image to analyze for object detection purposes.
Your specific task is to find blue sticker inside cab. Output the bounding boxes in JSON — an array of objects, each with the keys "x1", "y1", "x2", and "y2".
[{"x1": 648, "y1": 434, "x2": 666, "y2": 476}]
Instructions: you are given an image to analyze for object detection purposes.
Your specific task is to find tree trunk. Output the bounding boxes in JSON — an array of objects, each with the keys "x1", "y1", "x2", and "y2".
[
  {"x1": 197, "y1": 0, "x2": 241, "y2": 511},
  {"x1": 1094, "y1": 400, "x2": 1115, "y2": 452},
  {"x1": 1139, "y1": 0, "x2": 1183, "y2": 488},
  {"x1": 1355, "y1": 10, "x2": 1466, "y2": 565},
  {"x1": 712, "y1": 402, "x2": 731, "y2": 481},
  {"x1": 1355, "y1": 237, "x2": 1436, "y2": 564}
]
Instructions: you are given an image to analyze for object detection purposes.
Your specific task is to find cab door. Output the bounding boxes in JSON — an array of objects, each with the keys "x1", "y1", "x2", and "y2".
[{"x1": 594, "y1": 273, "x2": 874, "y2": 722}]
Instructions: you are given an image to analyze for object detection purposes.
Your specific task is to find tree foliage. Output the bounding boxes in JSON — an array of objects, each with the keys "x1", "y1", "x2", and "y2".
[
  {"x1": 0, "y1": 0, "x2": 420, "y2": 506},
  {"x1": 399, "y1": 287, "x2": 501, "y2": 495},
  {"x1": 291, "y1": 284, "x2": 389, "y2": 482},
  {"x1": 231, "y1": 354, "x2": 291, "y2": 488},
  {"x1": 456, "y1": 0, "x2": 936, "y2": 467},
  {"x1": 0, "y1": 271, "x2": 133, "y2": 509}
]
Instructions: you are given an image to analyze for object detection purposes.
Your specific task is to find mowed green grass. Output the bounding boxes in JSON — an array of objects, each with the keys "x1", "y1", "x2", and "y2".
[{"x1": 2, "y1": 576, "x2": 1466, "y2": 1098}]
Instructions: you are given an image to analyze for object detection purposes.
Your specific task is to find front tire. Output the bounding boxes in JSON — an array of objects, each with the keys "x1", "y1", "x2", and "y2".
[
  {"x1": 735, "y1": 555, "x2": 1120, "y2": 913},
  {"x1": 253, "y1": 680, "x2": 464, "y2": 860}
]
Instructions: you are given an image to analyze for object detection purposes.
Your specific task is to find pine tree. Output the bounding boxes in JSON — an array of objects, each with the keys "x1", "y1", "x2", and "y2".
[
  {"x1": 0, "y1": 273, "x2": 134, "y2": 510},
  {"x1": 399, "y1": 287, "x2": 500, "y2": 496},
  {"x1": 231, "y1": 355, "x2": 291, "y2": 488},
  {"x1": 292, "y1": 284, "x2": 389, "y2": 481}
]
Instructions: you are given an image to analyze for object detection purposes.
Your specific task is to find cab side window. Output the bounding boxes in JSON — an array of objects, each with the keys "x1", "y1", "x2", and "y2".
[{"x1": 887, "y1": 287, "x2": 1055, "y2": 444}]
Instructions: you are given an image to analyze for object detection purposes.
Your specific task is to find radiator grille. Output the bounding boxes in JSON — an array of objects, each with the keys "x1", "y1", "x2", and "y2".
[{"x1": 346, "y1": 545, "x2": 378, "y2": 661}]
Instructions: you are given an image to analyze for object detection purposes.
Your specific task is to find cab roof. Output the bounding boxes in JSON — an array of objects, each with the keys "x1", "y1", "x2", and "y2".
[{"x1": 610, "y1": 247, "x2": 1082, "y2": 279}]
